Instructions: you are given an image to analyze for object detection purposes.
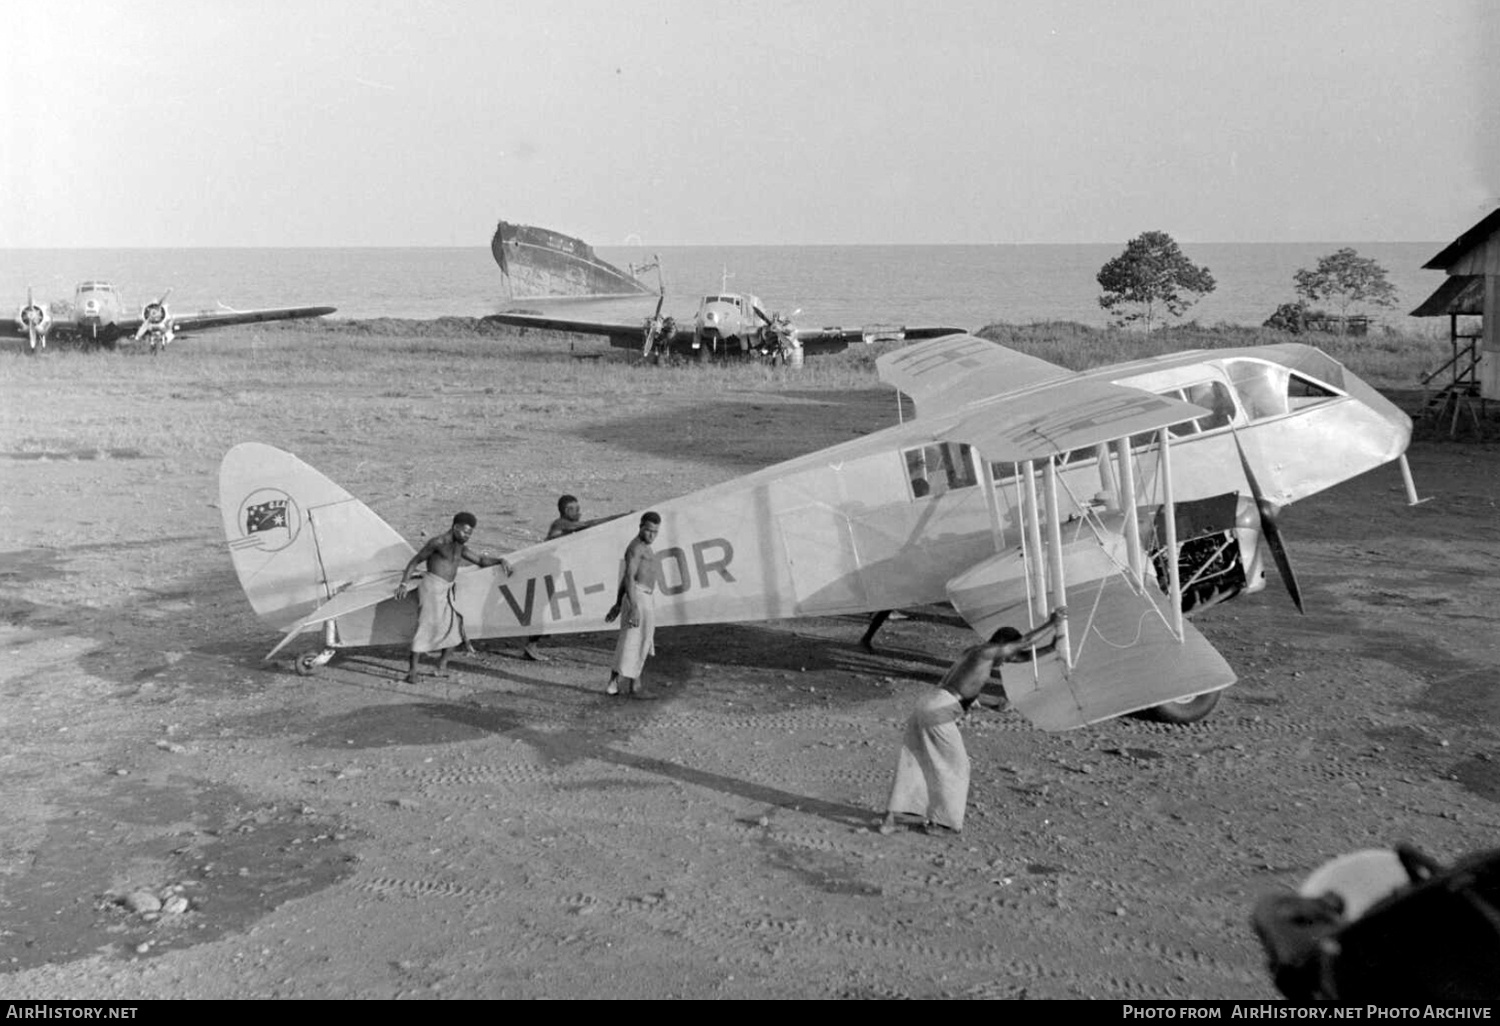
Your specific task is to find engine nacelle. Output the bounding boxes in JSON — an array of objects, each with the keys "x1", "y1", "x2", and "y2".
[
  {"x1": 17, "y1": 300, "x2": 51, "y2": 351},
  {"x1": 136, "y1": 300, "x2": 175, "y2": 350}
]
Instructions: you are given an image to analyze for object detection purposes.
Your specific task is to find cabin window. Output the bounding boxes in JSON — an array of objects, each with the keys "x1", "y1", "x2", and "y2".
[
  {"x1": 1287, "y1": 373, "x2": 1340, "y2": 410},
  {"x1": 905, "y1": 442, "x2": 976, "y2": 499},
  {"x1": 1184, "y1": 381, "x2": 1236, "y2": 431},
  {"x1": 1227, "y1": 360, "x2": 1288, "y2": 421},
  {"x1": 1160, "y1": 381, "x2": 1238, "y2": 438}
]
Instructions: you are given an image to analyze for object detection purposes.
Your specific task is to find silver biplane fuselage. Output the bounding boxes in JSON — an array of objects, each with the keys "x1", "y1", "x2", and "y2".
[{"x1": 221, "y1": 337, "x2": 1410, "y2": 727}]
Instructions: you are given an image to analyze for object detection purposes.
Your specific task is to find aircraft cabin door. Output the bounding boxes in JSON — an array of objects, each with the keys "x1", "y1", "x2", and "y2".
[{"x1": 768, "y1": 464, "x2": 874, "y2": 615}]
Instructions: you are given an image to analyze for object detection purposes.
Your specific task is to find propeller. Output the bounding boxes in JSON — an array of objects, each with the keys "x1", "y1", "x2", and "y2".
[
  {"x1": 138, "y1": 288, "x2": 174, "y2": 346},
  {"x1": 19, "y1": 286, "x2": 50, "y2": 353},
  {"x1": 641, "y1": 289, "x2": 668, "y2": 358},
  {"x1": 1232, "y1": 430, "x2": 1304, "y2": 614},
  {"x1": 142, "y1": 287, "x2": 173, "y2": 323}
]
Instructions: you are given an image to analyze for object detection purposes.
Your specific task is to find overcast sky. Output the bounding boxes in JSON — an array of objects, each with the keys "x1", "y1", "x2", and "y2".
[{"x1": 3, "y1": 0, "x2": 1494, "y2": 247}]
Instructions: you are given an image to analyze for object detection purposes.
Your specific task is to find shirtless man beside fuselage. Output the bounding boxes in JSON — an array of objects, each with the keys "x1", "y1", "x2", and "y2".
[
  {"x1": 516, "y1": 494, "x2": 623, "y2": 661},
  {"x1": 606, "y1": 512, "x2": 661, "y2": 698},
  {"x1": 395, "y1": 513, "x2": 511, "y2": 684}
]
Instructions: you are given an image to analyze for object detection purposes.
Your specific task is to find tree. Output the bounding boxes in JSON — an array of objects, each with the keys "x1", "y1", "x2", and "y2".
[
  {"x1": 1097, "y1": 231, "x2": 1216, "y2": 332},
  {"x1": 1292, "y1": 248, "x2": 1398, "y2": 330}
]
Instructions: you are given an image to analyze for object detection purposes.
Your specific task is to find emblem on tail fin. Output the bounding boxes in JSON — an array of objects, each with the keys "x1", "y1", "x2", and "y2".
[{"x1": 233, "y1": 488, "x2": 302, "y2": 552}]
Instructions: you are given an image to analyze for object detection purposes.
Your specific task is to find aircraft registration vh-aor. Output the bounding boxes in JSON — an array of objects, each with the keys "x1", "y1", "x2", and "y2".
[
  {"x1": 8, "y1": 281, "x2": 336, "y2": 354},
  {"x1": 219, "y1": 333, "x2": 1418, "y2": 729},
  {"x1": 491, "y1": 275, "x2": 965, "y2": 366}
]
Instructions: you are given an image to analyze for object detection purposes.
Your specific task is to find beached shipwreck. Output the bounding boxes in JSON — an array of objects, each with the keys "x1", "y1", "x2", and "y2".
[{"x1": 491, "y1": 221, "x2": 654, "y2": 301}]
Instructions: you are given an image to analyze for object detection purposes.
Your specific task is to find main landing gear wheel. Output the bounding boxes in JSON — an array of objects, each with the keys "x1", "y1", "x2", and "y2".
[
  {"x1": 1138, "y1": 690, "x2": 1221, "y2": 725},
  {"x1": 294, "y1": 648, "x2": 337, "y2": 677}
]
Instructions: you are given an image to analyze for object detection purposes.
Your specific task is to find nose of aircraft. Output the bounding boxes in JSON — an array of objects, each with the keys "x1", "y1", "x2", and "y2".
[{"x1": 1343, "y1": 371, "x2": 1413, "y2": 461}]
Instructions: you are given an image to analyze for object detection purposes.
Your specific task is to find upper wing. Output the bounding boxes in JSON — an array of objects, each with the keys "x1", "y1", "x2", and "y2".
[
  {"x1": 877, "y1": 333, "x2": 1074, "y2": 414},
  {"x1": 937, "y1": 378, "x2": 1210, "y2": 462},
  {"x1": 792, "y1": 323, "x2": 966, "y2": 356},
  {"x1": 160, "y1": 305, "x2": 336, "y2": 335}
]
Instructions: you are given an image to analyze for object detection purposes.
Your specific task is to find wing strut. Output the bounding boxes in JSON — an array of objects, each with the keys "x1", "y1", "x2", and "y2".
[
  {"x1": 1157, "y1": 426, "x2": 1185, "y2": 640},
  {"x1": 1114, "y1": 437, "x2": 1146, "y2": 587},
  {"x1": 1042, "y1": 458, "x2": 1073, "y2": 668},
  {"x1": 1021, "y1": 460, "x2": 1047, "y2": 629}
]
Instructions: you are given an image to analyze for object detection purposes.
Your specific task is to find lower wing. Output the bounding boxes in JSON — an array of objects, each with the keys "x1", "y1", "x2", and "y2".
[{"x1": 945, "y1": 525, "x2": 1236, "y2": 731}]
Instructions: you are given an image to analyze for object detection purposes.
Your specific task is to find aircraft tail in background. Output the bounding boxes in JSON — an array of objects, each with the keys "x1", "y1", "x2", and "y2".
[{"x1": 218, "y1": 442, "x2": 415, "y2": 631}]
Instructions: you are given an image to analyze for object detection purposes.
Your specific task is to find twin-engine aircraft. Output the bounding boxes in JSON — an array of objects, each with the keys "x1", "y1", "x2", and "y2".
[
  {"x1": 9, "y1": 281, "x2": 336, "y2": 353},
  {"x1": 491, "y1": 290, "x2": 964, "y2": 366},
  {"x1": 220, "y1": 334, "x2": 1413, "y2": 730}
]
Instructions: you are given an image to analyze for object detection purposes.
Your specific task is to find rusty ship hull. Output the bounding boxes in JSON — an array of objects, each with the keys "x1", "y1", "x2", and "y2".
[{"x1": 492, "y1": 221, "x2": 653, "y2": 301}]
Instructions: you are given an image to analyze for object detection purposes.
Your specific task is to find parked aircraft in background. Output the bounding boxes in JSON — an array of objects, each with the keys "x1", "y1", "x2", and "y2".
[
  {"x1": 220, "y1": 334, "x2": 1416, "y2": 730},
  {"x1": 9, "y1": 281, "x2": 336, "y2": 353},
  {"x1": 491, "y1": 289, "x2": 965, "y2": 366}
]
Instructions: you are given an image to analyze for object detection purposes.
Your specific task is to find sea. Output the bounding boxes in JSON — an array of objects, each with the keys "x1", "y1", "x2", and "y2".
[{"x1": 0, "y1": 241, "x2": 1454, "y2": 336}]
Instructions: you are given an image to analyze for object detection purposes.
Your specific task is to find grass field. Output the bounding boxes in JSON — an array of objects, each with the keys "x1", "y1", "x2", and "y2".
[{"x1": 0, "y1": 317, "x2": 1455, "y2": 464}]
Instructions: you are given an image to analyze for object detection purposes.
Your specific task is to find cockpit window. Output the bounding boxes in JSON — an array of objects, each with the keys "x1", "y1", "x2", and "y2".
[
  {"x1": 1227, "y1": 360, "x2": 1287, "y2": 421},
  {"x1": 1226, "y1": 359, "x2": 1343, "y2": 421},
  {"x1": 904, "y1": 442, "x2": 976, "y2": 499}
]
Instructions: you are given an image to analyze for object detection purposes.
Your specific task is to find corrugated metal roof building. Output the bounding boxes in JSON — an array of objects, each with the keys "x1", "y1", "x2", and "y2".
[{"x1": 1414, "y1": 209, "x2": 1499, "y2": 398}]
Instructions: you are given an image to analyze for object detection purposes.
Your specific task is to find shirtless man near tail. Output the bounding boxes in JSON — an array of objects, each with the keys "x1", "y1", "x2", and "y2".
[{"x1": 395, "y1": 512, "x2": 511, "y2": 684}]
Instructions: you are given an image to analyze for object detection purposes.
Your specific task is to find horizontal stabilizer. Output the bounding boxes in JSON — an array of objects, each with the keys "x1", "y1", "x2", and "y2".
[{"x1": 262, "y1": 572, "x2": 409, "y2": 659}]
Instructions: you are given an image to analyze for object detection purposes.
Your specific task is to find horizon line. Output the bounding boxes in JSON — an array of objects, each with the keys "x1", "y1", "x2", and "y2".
[{"x1": 0, "y1": 239, "x2": 1450, "y2": 251}]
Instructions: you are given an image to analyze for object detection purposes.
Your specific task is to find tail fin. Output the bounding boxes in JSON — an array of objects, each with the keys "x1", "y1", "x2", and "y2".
[{"x1": 219, "y1": 443, "x2": 415, "y2": 629}]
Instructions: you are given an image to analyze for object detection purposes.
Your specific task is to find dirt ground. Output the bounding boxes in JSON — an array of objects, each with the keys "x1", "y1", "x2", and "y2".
[{"x1": 1, "y1": 332, "x2": 1497, "y2": 1000}]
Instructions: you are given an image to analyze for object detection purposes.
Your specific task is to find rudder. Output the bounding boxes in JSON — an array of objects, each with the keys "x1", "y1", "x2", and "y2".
[{"x1": 219, "y1": 443, "x2": 415, "y2": 629}]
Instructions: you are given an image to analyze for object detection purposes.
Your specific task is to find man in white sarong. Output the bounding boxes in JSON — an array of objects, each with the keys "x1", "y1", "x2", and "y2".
[
  {"x1": 395, "y1": 512, "x2": 512, "y2": 684},
  {"x1": 412, "y1": 573, "x2": 464, "y2": 653},
  {"x1": 606, "y1": 511, "x2": 661, "y2": 699},
  {"x1": 880, "y1": 608, "x2": 1065, "y2": 836}
]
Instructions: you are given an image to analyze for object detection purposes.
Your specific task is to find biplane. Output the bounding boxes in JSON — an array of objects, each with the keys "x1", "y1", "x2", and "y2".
[
  {"x1": 219, "y1": 334, "x2": 1414, "y2": 730},
  {"x1": 9, "y1": 281, "x2": 336, "y2": 353},
  {"x1": 490, "y1": 289, "x2": 964, "y2": 366}
]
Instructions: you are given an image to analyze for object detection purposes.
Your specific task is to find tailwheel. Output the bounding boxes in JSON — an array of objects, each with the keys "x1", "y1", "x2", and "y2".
[
  {"x1": 1138, "y1": 690, "x2": 1221, "y2": 725},
  {"x1": 294, "y1": 648, "x2": 337, "y2": 677}
]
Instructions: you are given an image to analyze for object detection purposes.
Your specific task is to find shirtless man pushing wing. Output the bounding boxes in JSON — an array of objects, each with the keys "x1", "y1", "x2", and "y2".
[{"x1": 395, "y1": 512, "x2": 511, "y2": 684}]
